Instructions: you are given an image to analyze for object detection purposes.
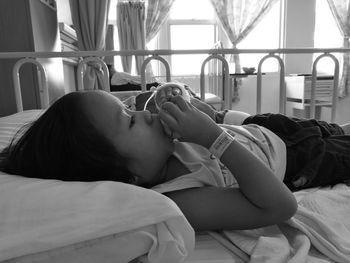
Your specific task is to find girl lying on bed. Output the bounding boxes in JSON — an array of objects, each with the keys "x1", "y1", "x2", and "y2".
[{"x1": 0, "y1": 88, "x2": 349, "y2": 231}]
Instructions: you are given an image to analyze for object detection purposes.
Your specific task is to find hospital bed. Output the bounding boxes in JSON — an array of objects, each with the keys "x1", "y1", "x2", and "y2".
[{"x1": 0, "y1": 49, "x2": 349, "y2": 263}]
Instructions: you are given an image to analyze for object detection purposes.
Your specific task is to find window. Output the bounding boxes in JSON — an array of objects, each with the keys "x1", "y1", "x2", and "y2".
[
  {"x1": 108, "y1": 0, "x2": 123, "y2": 71},
  {"x1": 109, "y1": 0, "x2": 283, "y2": 74},
  {"x1": 159, "y1": 0, "x2": 282, "y2": 74},
  {"x1": 236, "y1": 1, "x2": 282, "y2": 72},
  {"x1": 161, "y1": 0, "x2": 218, "y2": 75},
  {"x1": 314, "y1": 0, "x2": 342, "y2": 75},
  {"x1": 108, "y1": 0, "x2": 118, "y2": 23},
  {"x1": 107, "y1": 0, "x2": 151, "y2": 74}
]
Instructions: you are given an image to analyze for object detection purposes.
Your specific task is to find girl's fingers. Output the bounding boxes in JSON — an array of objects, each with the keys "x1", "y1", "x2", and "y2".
[
  {"x1": 155, "y1": 90, "x2": 167, "y2": 107},
  {"x1": 166, "y1": 87, "x2": 173, "y2": 100},
  {"x1": 159, "y1": 112, "x2": 182, "y2": 140},
  {"x1": 158, "y1": 109, "x2": 179, "y2": 130},
  {"x1": 169, "y1": 95, "x2": 189, "y2": 112},
  {"x1": 160, "y1": 120, "x2": 173, "y2": 137},
  {"x1": 160, "y1": 101, "x2": 183, "y2": 121},
  {"x1": 172, "y1": 87, "x2": 182, "y2": 96}
]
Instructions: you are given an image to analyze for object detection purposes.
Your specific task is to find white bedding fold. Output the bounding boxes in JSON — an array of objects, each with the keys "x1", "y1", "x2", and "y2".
[
  {"x1": 218, "y1": 184, "x2": 350, "y2": 263},
  {"x1": 289, "y1": 184, "x2": 350, "y2": 262}
]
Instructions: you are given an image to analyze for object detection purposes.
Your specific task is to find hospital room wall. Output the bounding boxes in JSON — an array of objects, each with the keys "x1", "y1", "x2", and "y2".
[
  {"x1": 0, "y1": 0, "x2": 65, "y2": 117},
  {"x1": 284, "y1": 0, "x2": 350, "y2": 123}
]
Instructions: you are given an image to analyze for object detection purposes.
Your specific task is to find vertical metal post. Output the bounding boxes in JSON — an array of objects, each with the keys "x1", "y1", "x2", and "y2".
[
  {"x1": 12, "y1": 58, "x2": 48, "y2": 112},
  {"x1": 200, "y1": 54, "x2": 231, "y2": 109},
  {"x1": 310, "y1": 53, "x2": 339, "y2": 122},
  {"x1": 257, "y1": 54, "x2": 286, "y2": 114},
  {"x1": 141, "y1": 55, "x2": 171, "y2": 91},
  {"x1": 77, "y1": 57, "x2": 110, "y2": 91}
]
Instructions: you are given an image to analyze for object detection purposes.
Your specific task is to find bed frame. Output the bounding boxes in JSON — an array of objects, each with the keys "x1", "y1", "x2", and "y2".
[
  {"x1": 0, "y1": 48, "x2": 349, "y2": 263},
  {"x1": 0, "y1": 47, "x2": 344, "y2": 121}
]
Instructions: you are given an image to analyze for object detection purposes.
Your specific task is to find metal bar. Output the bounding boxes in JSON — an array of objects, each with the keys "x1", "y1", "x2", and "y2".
[
  {"x1": 140, "y1": 55, "x2": 171, "y2": 91},
  {"x1": 256, "y1": 54, "x2": 286, "y2": 114},
  {"x1": 12, "y1": 58, "x2": 48, "y2": 112},
  {"x1": 76, "y1": 57, "x2": 110, "y2": 91},
  {"x1": 7, "y1": 48, "x2": 344, "y2": 120},
  {"x1": 200, "y1": 54, "x2": 230, "y2": 109},
  {"x1": 310, "y1": 53, "x2": 339, "y2": 122}
]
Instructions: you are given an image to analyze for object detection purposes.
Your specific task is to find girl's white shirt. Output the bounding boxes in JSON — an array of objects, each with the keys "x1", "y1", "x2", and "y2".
[{"x1": 152, "y1": 123, "x2": 286, "y2": 194}]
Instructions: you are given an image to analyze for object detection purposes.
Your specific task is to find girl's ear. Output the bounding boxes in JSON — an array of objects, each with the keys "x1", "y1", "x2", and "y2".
[
  {"x1": 128, "y1": 174, "x2": 140, "y2": 185},
  {"x1": 125, "y1": 158, "x2": 140, "y2": 177}
]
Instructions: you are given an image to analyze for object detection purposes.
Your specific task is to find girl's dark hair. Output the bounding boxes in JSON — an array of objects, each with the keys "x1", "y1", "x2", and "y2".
[{"x1": 0, "y1": 92, "x2": 133, "y2": 183}]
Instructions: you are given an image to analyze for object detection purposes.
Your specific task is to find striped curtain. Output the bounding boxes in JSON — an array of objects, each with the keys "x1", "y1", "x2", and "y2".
[
  {"x1": 117, "y1": 1, "x2": 146, "y2": 74},
  {"x1": 210, "y1": 0, "x2": 278, "y2": 73},
  {"x1": 69, "y1": 0, "x2": 111, "y2": 90},
  {"x1": 116, "y1": 0, "x2": 174, "y2": 75},
  {"x1": 145, "y1": 0, "x2": 175, "y2": 43},
  {"x1": 327, "y1": 0, "x2": 350, "y2": 98},
  {"x1": 105, "y1": 24, "x2": 115, "y2": 65}
]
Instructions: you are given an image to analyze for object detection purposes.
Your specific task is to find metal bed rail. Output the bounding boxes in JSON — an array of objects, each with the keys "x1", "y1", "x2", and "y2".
[
  {"x1": 1, "y1": 48, "x2": 343, "y2": 121},
  {"x1": 12, "y1": 58, "x2": 49, "y2": 112},
  {"x1": 76, "y1": 57, "x2": 110, "y2": 91}
]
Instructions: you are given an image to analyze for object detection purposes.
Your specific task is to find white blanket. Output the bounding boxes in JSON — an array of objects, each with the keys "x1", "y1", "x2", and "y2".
[{"x1": 213, "y1": 184, "x2": 350, "y2": 262}]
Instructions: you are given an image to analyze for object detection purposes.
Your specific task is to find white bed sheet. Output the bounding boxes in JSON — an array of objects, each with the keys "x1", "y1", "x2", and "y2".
[{"x1": 214, "y1": 184, "x2": 350, "y2": 263}]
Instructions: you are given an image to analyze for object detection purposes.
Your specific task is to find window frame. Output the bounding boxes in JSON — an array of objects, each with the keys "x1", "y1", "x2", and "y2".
[{"x1": 156, "y1": 16, "x2": 221, "y2": 76}]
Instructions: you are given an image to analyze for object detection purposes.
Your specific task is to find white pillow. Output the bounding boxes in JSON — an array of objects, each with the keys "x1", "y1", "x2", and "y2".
[{"x1": 0, "y1": 110, "x2": 195, "y2": 262}]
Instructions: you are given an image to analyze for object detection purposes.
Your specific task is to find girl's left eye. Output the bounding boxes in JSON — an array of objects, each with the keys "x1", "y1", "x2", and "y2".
[{"x1": 129, "y1": 115, "x2": 135, "y2": 127}]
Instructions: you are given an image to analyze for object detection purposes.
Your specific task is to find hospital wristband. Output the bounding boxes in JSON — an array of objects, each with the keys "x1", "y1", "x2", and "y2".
[{"x1": 209, "y1": 130, "x2": 236, "y2": 159}]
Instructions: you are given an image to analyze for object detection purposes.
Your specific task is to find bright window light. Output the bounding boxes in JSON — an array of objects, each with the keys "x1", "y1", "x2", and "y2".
[
  {"x1": 314, "y1": 0, "x2": 342, "y2": 75},
  {"x1": 170, "y1": 24, "x2": 216, "y2": 75},
  {"x1": 168, "y1": 0, "x2": 216, "y2": 75},
  {"x1": 108, "y1": 0, "x2": 118, "y2": 22},
  {"x1": 237, "y1": 1, "x2": 281, "y2": 72},
  {"x1": 170, "y1": 0, "x2": 215, "y2": 20}
]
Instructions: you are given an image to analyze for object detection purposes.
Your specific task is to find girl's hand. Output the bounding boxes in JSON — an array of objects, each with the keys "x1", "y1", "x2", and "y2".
[
  {"x1": 159, "y1": 95, "x2": 222, "y2": 148},
  {"x1": 190, "y1": 97, "x2": 216, "y2": 121},
  {"x1": 155, "y1": 83, "x2": 190, "y2": 110},
  {"x1": 155, "y1": 85, "x2": 182, "y2": 108}
]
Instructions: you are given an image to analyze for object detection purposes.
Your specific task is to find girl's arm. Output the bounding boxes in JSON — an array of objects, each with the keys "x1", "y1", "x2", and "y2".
[
  {"x1": 190, "y1": 97, "x2": 250, "y2": 125},
  {"x1": 159, "y1": 96, "x2": 297, "y2": 231}
]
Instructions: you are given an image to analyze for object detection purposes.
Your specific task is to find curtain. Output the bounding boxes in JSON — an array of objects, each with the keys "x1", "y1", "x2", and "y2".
[
  {"x1": 145, "y1": 0, "x2": 175, "y2": 43},
  {"x1": 116, "y1": 0, "x2": 174, "y2": 75},
  {"x1": 105, "y1": 24, "x2": 115, "y2": 66},
  {"x1": 117, "y1": 1, "x2": 146, "y2": 74},
  {"x1": 210, "y1": 0, "x2": 278, "y2": 73},
  {"x1": 327, "y1": 0, "x2": 350, "y2": 98},
  {"x1": 69, "y1": 0, "x2": 110, "y2": 90}
]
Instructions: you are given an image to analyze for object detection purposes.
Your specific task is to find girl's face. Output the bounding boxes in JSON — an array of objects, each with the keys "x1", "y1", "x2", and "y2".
[{"x1": 80, "y1": 91, "x2": 174, "y2": 187}]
